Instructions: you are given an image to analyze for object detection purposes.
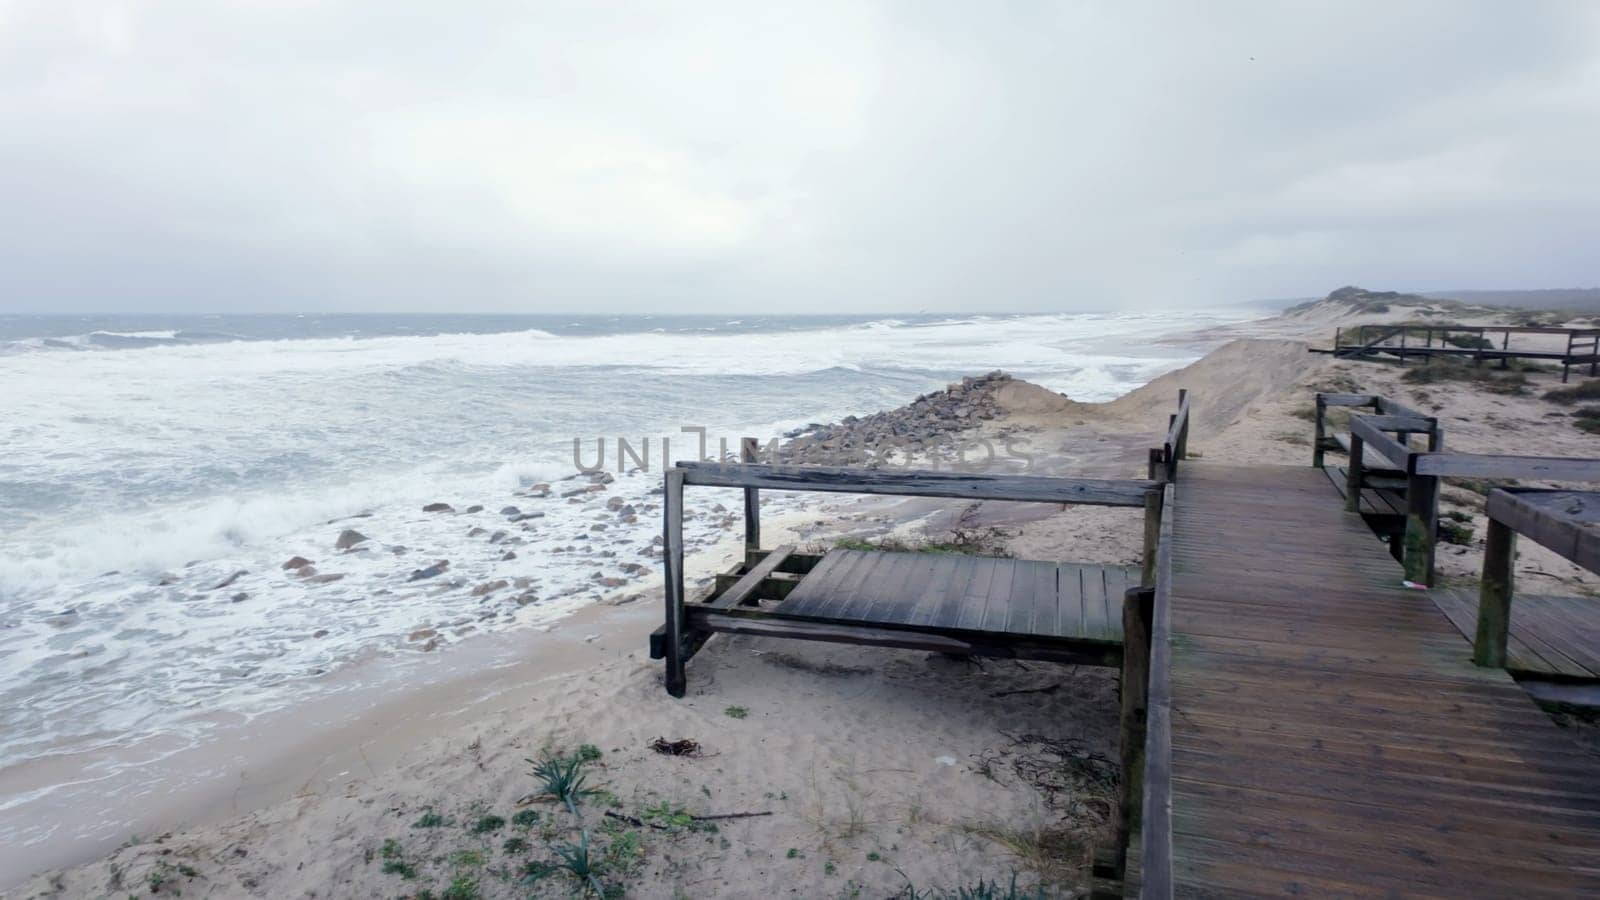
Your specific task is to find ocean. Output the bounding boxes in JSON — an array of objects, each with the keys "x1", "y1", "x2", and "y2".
[{"x1": 0, "y1": 309, "x2": 1248, "y2": 858}]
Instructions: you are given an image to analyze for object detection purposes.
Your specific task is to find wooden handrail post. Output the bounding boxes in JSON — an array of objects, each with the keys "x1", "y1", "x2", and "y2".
[
  {"x1": 740, "y1": 437, "x2": 760, "y2": 560},
  {"x1": 662, "y1": 467, "x2": 688, "y2": 697},
  {"x1": 1402, "y1": 471, "x2": 1439, "y2": 585},
  {"x1": 1344, "y1": 432, "x2": 1365, "y2": 514},
  {"x1": 1115, "y1": 585, "x2": 1155, "y2": 876},
  {"x1": 1312, "y1": 393, "x2": 1327, "y2": 468},
  {"x1": 1474, "y1": 517, "x2": 1516, "y2": 667},
  {"x1": 1141, "y1": 488, "x2": 1162, "y2": 588},
  {"x1": 1175, "y1": 390, "x2": 1189, "y2": 461},
  {"x1": 1147, "y1": 447, "x2": 1164, "y2": 482}
]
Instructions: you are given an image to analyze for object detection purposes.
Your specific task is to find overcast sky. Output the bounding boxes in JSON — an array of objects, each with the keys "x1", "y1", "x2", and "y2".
[{"x1": 1, "y1": 1, "x2": 1597, "y2": 314}]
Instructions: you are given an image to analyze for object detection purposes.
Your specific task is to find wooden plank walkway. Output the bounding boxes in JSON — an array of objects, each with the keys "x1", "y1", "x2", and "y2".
[
  {"x1": 1434, "y1": 587, "x2": 1600, "y2": 681},
  {"x1": 777, "y1": 549, "x2": 1136, "y2": 642},
  {"x1": 1163, "y1": 464, "x2": 1600, "y2": 898}
]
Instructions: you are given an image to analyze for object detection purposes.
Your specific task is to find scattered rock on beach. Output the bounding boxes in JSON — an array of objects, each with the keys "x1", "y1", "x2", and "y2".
[
  {"x1": 306, "y1": 573, "x2": 345, "y2": 584},
  {"x1": 500, "y1": 506, "x2": 520, "y2": 516},
  {"x1": 230, "y1": 592, "x2": 249, "y2": 602},
  {"x1": 408, "y1": 628, "x2": 437, "y2": 642},
  {"x1": 422, "y1": 502, "x2": 454, "y2": 513},
  {"x1": 282, "y1": 556, "x2": 313, "y2": 570},
  {"x1": 335, "y1": 529, "x2": 369, "y2": 550},
  {"x1": 471, "y1": 579, "x2": 509, "y2": 597}
]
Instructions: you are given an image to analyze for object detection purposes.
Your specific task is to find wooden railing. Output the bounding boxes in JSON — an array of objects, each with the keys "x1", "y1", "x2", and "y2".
[
  {"x1": 1161, "y1": 390, "x2": 1190, "y2": 482},
  {"x1": 1314, "y1": 391, "x2": 1600, "y2": 585},
  {"x1": 1473, "y1": 487, "x2": 1600, "y2": 668},
  {"x1": 1329, "y1": 323, "x2": 1600, "y2": 382},
  {"x1": 1137, "y1": 482, "x2": 1177, "y2": 899}
]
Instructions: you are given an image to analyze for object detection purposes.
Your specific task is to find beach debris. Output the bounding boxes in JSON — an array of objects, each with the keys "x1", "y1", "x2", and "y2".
[
  {"x1": 282, "y1": 556, "x2": 313, "y2": 570},
  {"x1": 208, "y1": 569, "x2": 248, "y2": 590},
  {"x1": 990, "y1": 683, "x2": 1062, "y2": 698},
  {"x1": 649, "y1": 737, "x2": 701, "y2": 757},
  {"x1": 407, "y1": 560, "x2": 450, "y2": 582},
  {"x1": 471, "y1": 579, "x2": 508, "y2": 597},
  {"x1": 422, "y1": 502, "x2": 454, "y2": 513}
]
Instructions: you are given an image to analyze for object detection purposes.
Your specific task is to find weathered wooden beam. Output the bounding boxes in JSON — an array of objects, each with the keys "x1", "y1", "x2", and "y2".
[
  {"x1": 740, "y1": 437, "x2": 760, "y2": 554},
  {"x1": 1139, "y1": 483, "x2": 1176, "y2": 900},
  {"x1": 1316, "y1": 392, "x2": 1380, "y2": 408},
  {"x1": 1312, "y1": 393, "x2": 1327, "y2": 468},
  {"x1": 1347, "y1": 415, "x2": 1413, "y2": 471},
  {"x1": 674, "y1": 461, "x2": 1157, "y2": 507},
  {"x1": 685, "y1": 605, "x2": 1124, "y2": 667},
  {"x1": 707, "y1": 545, "x2": 795, "y2": 611},
  {"x1": 1487, "y1": 488, "x2": 1600, "y2": 574},
  {"x1": 1361, "y1": 414, "x2": 1435, "y2": 433},
  {"x1": 1344, "y1": 432, "x2": 1365, "y2": 515},
  {"x1": 1402, "y1": 472, "x2": 1439, "y2": 585},
  {"x1": 715, "y1": 570, "x2": 802, "y2": 600},
  {"x1": 1142, "y1": 488, "x2": 1162, "y2": 588},
  {"x1": 1116, "y1": 585, "x2": 1155, "y2": 875},
  {"x1": 662, "y1": 467, "x2": 687, "y2": 697},
  {"x1": 1473, "y1": 517, "x2": 1516, "y2": 668},
  {"x1": 1412, "y1": 452, "x2": 1600, "y2": 482}
]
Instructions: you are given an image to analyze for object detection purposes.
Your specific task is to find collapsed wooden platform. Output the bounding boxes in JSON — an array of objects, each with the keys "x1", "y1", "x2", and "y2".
[{"x1": 650, "y1": 546, "x2": 1138, "y2": 668}]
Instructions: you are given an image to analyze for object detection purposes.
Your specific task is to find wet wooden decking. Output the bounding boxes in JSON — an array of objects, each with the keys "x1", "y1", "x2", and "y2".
[
  {"x1": 777, "y1": 549, "x2": 1137, "y2": 641},
  {"x1": 1158, "y1": 464, "x2": 1600, "y2": 897},
  {"x1": 1434, "y1": 587, "x2": 1600, "y2": 681}
]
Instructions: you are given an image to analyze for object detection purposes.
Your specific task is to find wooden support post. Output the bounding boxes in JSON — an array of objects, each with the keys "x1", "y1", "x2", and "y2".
[
  {"x1": 1115, "y1": 585, "x2": 1155, "y2": 876},
  {"x1": 1398, "y1": 327, "x2": 1407, "y2": 365},
  {"x1": 662, "y1": 468, "x2": 688, "y2": 697},
  {"x1": 1499, "y1": 331, "x2": 1510, "y2": 370},
  {"x1": 1175, "y1": 389, "x2": 1189, "y2": 460},
  {"x1": 1312, "y1": 394, "x2": 1327, "y2": 468},
  {"x1": 1147, "y1": 447, "x2": 1163, "y2": 482},
  {"x1": 1564, "y1": 332, "x2": 1575, "y2": 383},
  {"x1": 1402, "y1": 471, "x2": 1439, "y2": 585},
  {"x1": 740, "y1": 437, "x2": 760, "y2": 559},
  {"x1": 1474, "y1": 517, "x2": 1516, "y2": 668},
  {"x1": 1334, "y1": 326, "x2": 1341, "y2": 352},
  {"x1": 1141, "y1": 489, "x2": 1162, "y2": 588},
  {"x1": 1344, "y1": 433, "x2": 1365, "y2": 514}
]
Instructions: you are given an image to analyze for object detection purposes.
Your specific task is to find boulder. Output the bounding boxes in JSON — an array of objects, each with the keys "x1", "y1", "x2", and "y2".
[
  {"x1": 282, "y1": 556, "x2": 313, "y2": 570},
  {"x1": 605, "y1": 496, "x2": 625, "y2": 511},
  {"x1": 335, "y1": 529, "x2": 369, "y2": 551},
  {"x1": 422, "y1": 502, "x2": 454, "y2": 513},
  {"x1": 499, "y1": 506, "x2": 520, "y2": 516},
  {"x1": 465, "y1": 505, "x2": 484, "y2": 513},
  {"x1": 408, "y1": 628, "x2": 437, "y2": 641}
]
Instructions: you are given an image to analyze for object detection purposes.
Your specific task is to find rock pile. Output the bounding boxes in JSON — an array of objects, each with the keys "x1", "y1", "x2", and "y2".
[{"x1": 780, "y1": 370, "x2": 1016, "y2": 466}]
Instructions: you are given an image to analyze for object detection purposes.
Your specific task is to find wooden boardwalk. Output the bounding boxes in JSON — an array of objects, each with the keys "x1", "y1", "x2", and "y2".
[
  {"x1": 1434, "y1": 587, "x2": 1600, "y2": 682},
  {"x1": 778, "y1": 549, "x2": 1137, "y2": 642},
  {"x1": 1158, "y1": 464, "x2": 1600, "y2": 897}
]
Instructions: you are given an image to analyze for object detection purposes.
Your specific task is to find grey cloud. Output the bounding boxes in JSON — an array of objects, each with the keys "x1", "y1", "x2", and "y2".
[{"x1": 0, "y1": 1, "x2": 1596, "y2": 313}]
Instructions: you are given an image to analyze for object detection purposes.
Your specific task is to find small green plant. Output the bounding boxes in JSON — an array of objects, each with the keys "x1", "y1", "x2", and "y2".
[
  {"x1": 576, "y1": 743, "x2": 603, "y2": 762},
  {"x1": 441, "y1": 875, "x2": 480, "y2": 900},
  {"x1": 724, "y1": 705, "x2": 749, "y2": 719},
  {"x1": 502, "y1": 836, "x2": 529, "y2": 854},
  {"x1": 528, "y1": 754, "x2": 592, "y2": 816},
  {"x1": 512, "y1": 809, "x2": 540, "y2": 828},
  {"x1": 824, "y1": 861, "x2": 837, "y2": 876},
  {"x1": 413, "y1": 811, "x2": 445, "y2": 829},
  {"x1": 552, "y1": 831, "x2": 608, "y2": 896},
  {"x1": 867, "y1": 850, "x2": 882, "y2": 862},
  {"x1": 470, "y1": 814, "x2": 505, "y2": 834},
  {"x1": 603, "y1": 828, "x2": 644, "y2": 872},
  {"x1": 1439, "y1": 520, "x2": 1474, "y2": 545},
  {"x1": 381, "y1": 859, "x2": 417, "y2": 879},
  {"x1": 450, "y1": 849, "x2": 485, "y2": 867},
  {"x1": 1573, "y1": 406, "x2": 1600, "y2": 434},
  {"x1": 519, "y1": 859, "x2": 556, "y2": 883},
  {"x1": 381, "y1": 838, "x2": 403, "y2": 860},
  {"x1": 786, "y1": 847, "x2": 800, "y2": 859},
  {"x1": 890, "y1": 874, "x2": 1046, "y2": 899}
]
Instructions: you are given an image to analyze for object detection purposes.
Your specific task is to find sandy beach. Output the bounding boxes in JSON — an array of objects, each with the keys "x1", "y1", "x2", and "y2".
[{"x1": 9, "y1": 296, "x2": 1600, "y2": 899}]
